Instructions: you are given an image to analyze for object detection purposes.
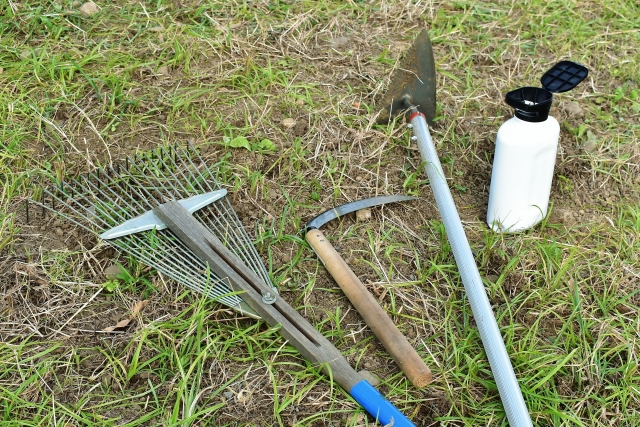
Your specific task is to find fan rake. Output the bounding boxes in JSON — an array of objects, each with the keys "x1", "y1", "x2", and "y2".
[
  {"x1": 29, "y1": 144, "x2": 417, "y2": 426},
  {"x1": 30, "y1": 144, "x2": 272, "y2": 318}
]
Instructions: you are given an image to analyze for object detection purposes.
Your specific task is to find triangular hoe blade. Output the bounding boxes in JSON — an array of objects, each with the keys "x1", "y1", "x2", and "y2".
[{"x1": 377, "y1": 28, "x2": 437, "y2": 125}]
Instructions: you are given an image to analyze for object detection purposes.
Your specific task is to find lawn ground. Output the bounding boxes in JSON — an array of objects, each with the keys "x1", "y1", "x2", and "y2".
[{"x1": 1, "y1": 1, "x2": 640, "y2": 426}]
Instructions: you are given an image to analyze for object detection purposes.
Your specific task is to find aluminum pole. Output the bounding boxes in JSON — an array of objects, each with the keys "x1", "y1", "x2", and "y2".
[{"x1": 410, "y1": 111, "x2": 532, "y2": 427}]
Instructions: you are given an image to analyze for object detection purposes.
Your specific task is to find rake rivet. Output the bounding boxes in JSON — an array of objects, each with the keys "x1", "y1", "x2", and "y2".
[
  {"x1": 407, "y1": 124, "x2": 413, "y2": 129},
  {"x1": 261, "y1": 291, "x2": 276, "y2": 305},
  {"x1": 410, "y1": 135, "x2": 418, "y2": 142}
]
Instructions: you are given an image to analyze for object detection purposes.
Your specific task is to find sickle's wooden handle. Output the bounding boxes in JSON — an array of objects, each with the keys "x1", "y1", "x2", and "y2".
[{"x1": 306, "y1": 228, "x2": 432, "y2": 388}]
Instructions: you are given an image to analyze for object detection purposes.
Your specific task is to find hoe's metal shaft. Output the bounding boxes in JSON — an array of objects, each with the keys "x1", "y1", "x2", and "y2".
[{"x1": 409, "y1": 111, "x2": 533, "y2": 427}]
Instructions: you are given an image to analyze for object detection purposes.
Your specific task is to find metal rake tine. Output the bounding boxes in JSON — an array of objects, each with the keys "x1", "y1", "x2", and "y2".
[
  {"x1": 40, "y1": 162, "x2": 131, "y2": 230},
  {"x1": 33, "y1": 145, "x2": 267, "y2": 316},
  {"x1": 120, "y1": 235, "x2": 214, "y2": 284},
  {"x1": 150, "y1": 147, "x2": 269, "y2": 281},
  {"x1": 40, "y1": 188, "x2": 110, "y2": 236},
  {"x1": 117, "y1": 157, "x2": 164, "y2": 207},
  {"x1": 106, "y1": 232, "x2": 240, "y2": 306},
  {"x1": 121, "y1": 150, "x2": 181, "y2": 207},
  {"x1": 146, "y1": 146, "x2": 192, "y2": 200},
  {"x1": 196, "y1": 152, "x2": 272, "y2": 284},
  {"x1": 137, "y1": 240, "x2": 245, "y2": 307},
  {"x1": 172, "y1": 143, "x2": 178, "y2": 165},
  {"x1": 184, "y1": 146, "x2": 271, "y2": 284},
  {"x1": 159, "y1": 145, "x2": 196, "y2": 191},
  {"x1": 43, "y1": 176, "x2": 182, "y2": 280},
  {"x1": 105, "y1": 166, "x2": 154, "y2": 216},
  {"x1": 132, "y1": 152, "x2": 151, "y2": 185},
  {"x1": 42, "y1": 181, "x2": 235, "y2": 304},
  {"x1": 76, "y1": 171, "x2": 161, "y2": 236},
  {"x1": 57, "y1": 177, "x2": 119, "y2": 225},
  {"x1": 81, "y1": 172, "x2": 142, "y2": 224},
  {"x1": 143, "y1": 144, "x2": 274, "y2": 296},
  {"x1": 135, "y1": 150, "x2": 180, "y2": 202},
  {"x1": 107, "y1": 166, "x2": 147, "y2": 214},
  {"x1": 188, "y1": 149, "x2": 257, "y2": 239},
  {"x1": 81, "y1": 159, "x2": 242, "y2": 298}
]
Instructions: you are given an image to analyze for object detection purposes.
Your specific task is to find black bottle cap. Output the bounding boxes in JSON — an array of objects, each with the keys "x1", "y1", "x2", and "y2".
[{"x1": 505, "y1": 61, "x2": 588, "y2": 122}]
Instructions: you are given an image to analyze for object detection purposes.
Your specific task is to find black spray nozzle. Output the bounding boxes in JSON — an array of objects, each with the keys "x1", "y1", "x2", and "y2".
[{"x1": 505, "y1": 87, "x2": 554, "y2": 123}]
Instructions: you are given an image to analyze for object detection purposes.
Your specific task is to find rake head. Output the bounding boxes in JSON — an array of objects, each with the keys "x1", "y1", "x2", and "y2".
[{"x1": 29, "y1": 144, "x2": 275, "y2": 318}]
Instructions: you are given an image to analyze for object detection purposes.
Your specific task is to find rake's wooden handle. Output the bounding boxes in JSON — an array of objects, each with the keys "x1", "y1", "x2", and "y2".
[{"x1": 306, "y1": 228, "x2": 432, "y2": 388}]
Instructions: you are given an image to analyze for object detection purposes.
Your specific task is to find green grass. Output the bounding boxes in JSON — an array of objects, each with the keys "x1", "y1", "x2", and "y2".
[{"x1": 1, "y1": 0, "x2": 639, "y2": 426}]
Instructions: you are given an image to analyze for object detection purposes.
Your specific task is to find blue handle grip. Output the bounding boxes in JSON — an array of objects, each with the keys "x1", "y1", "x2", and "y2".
[{"x1": 350, "y1": 380, "x2": 416, "y2": 427}]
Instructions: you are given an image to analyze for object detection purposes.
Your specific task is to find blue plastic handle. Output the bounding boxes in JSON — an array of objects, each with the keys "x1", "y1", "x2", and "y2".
[{"x1": 350, "y1": 380, "x2": 416, "y2": 427}]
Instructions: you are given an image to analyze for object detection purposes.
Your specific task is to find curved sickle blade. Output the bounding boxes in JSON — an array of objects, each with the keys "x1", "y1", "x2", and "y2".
[
  {"x1": 377, "y1": 28, "x2": 437, "y2": 125},
  {"x1": 306, "y1": 195, "x2": 417, "y2": 231}
]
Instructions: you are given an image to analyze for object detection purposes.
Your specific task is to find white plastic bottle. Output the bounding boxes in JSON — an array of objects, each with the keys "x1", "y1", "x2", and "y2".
[
  {"x1": 487, "y1": 61, "x2": 588, "y2": 233},
  {"x1": 487, "y1": 115, "x2": 560, "y2": 232}
]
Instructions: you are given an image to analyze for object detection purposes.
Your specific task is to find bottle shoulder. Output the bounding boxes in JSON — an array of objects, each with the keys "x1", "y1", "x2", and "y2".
[
  {"x1": 500, "y1": 115, "x2": 559, "y2": 128},
  {"x1": 496, "y1": 115, "x2": 560, "y2": 144}
]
